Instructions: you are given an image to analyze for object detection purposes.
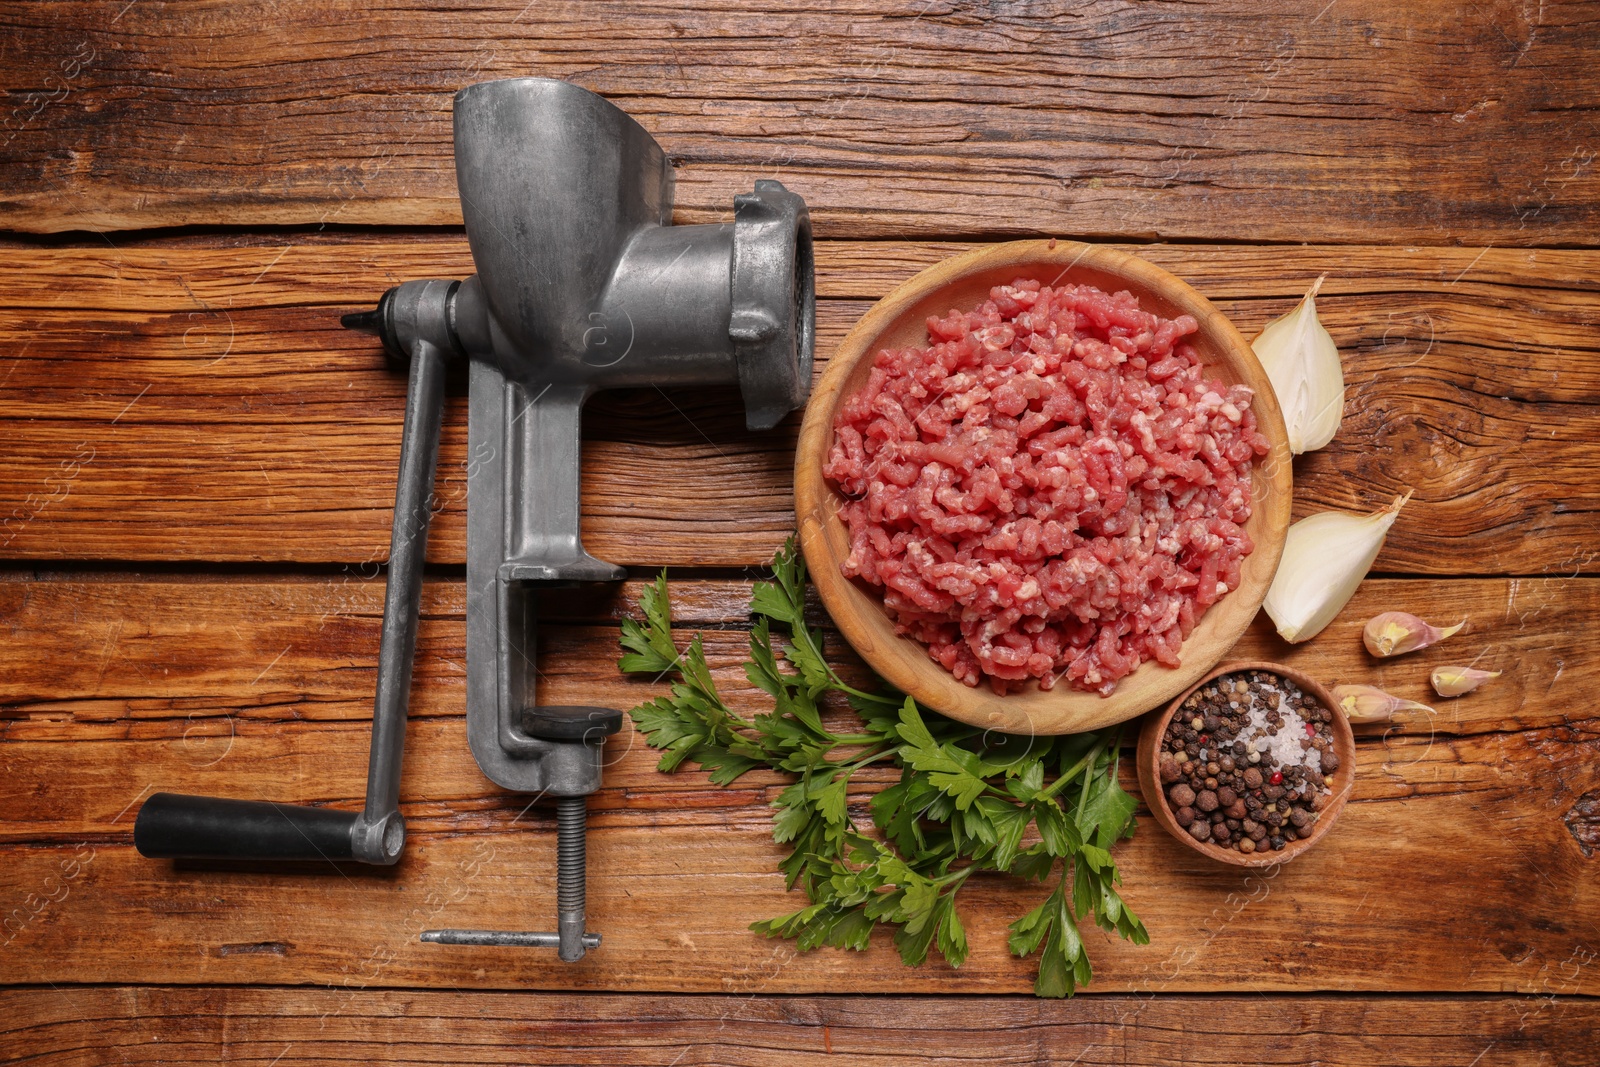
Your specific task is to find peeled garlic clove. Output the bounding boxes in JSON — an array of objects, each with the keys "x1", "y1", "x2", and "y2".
[
  {"x1": 1431, "y1": 666, "x2": 1500, "y2": 697},
  {"x1": 1265, "y1": 493, "x2": 1410, "y2": 644},
  {"x1": 1252, "y1": 275, "x2": 1345, "y2": 454},
  {"x1": 1362, "y1": 611, "x2": 1465, "y2": 657},
  {"x1": 1332, "y1": 683, "x2": 1435, "y2": 724}
]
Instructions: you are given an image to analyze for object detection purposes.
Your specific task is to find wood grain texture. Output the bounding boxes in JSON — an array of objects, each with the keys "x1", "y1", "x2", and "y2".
[
  {"x1": 0, "y1": 723, "x2": 1594, "y2": 994},
  {"x1": 1, "y1": 237, "x2": 1595, "y2": 571},
  {"x1": 0, "y1": 574, "x2": 1586, "y2": 752},
  {"x1": 1, "y1": 2, "x2": 1597, "y2": 243},
  {"x1": 0, "y1": 574, "x2": 1594, "y2": 994},
  {"x1": 2, "y1": 3, "x2": 1597, "y2": 1042},
  {"x1": 3, "y1": 987, "x2": 1597, "y2": 1066}
]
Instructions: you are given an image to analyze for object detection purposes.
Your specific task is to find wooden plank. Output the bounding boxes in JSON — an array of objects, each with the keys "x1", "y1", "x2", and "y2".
[
  {"x1": 9, "y1": 236, "x2": 1600, "y2": 311},
  {"x1": 3, "y1": 570, "x2": 1586, "y2": 836},
  {"x1": 1, "y1": 2, "x2": 1597, "y2": 243},
  {"x1": 0, "y1": 571, "x2": 1585, "y2": 745},
  {"x1": 0, "y1": 721, "x2": 1594, "y2": 994},
  {"x1": 0, "y1": 571, "x2": 1594, "y2": 994},
  {"x1": 1, "y1": 238, "x2": 1596, "y2": 571},
  {"x1": 2, "y1": 987, "x2": 1595, "y2": 1066}
]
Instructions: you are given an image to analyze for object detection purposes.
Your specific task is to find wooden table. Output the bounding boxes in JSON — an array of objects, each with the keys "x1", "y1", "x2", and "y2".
[{"x1": 2, "y1": 2, "x2": 1597, "y2": 1063}]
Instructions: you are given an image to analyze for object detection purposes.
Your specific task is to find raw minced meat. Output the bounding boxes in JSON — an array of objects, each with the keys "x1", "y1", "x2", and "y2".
[{"x1": 824, "y1": 278, "x2": 1270, "y2": 695}]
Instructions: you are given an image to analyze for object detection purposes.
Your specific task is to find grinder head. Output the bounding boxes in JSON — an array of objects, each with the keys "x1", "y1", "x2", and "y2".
[
  {"x1": 452, "y1": 77, "x2": 814, "y2": 428},
  {"x1": 344, "y1": 78, "x2": 814, "y2": 430}
]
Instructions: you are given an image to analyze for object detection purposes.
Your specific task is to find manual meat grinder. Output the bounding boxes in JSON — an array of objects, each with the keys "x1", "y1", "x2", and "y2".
[{"x1": 133, "y1": 78, "x2": 815, "y2": 962}]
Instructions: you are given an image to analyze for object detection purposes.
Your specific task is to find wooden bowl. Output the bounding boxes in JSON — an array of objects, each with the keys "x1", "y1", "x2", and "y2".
[
  {"x1": 795, "y1": 241, "x2": 1293, "y2": 735},
  {"x1": 1135, "y1": 661, "x2": 1356, "y2": 867}
]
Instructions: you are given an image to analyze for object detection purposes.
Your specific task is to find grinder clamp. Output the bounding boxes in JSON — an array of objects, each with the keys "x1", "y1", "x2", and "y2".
[{"x1": 134, "y1": 78, "x2": 815, "y2": 964}]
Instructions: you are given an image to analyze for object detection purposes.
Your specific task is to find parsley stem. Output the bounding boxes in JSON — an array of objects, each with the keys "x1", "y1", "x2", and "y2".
[
  {"x1": 836, "y1": 745, "x2": 892, "y2": 771},
  {"x1": 836, "y1": 685, "x2": 901, "y2": 705},
  {"x1": 1040, "y1": 735, "x2": 1110, "y2": 800},
  {"x1": 828, "y1": 732, "x2": 890, "y2": 745},
  {"x1": 938, "y1": 866, "x2": 976, "y2": 889}
]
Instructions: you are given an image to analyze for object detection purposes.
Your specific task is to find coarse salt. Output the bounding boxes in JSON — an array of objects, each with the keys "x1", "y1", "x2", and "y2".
[{"x1": 1240, "y1": 686, "x2": 1322, "y2": 775}]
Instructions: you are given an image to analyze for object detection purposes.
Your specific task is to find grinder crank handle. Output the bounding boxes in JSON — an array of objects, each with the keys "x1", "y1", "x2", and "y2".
[{"x1": 135, "y1": 334, "x2": 451, "y2": 866}]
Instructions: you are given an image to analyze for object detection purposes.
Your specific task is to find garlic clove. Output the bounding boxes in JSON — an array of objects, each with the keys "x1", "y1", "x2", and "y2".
[
  {"x1": 1362, "y1": 611, "x2": 1466, "y2": 658},
  {"x1": 1252, "y1": 275, "x2": 1345, "y2": 454},
  {"x1": 1431, "y1": 665, "x2": 1500, "y2": 697},
  {"x1": 1332, "y1": 683, "x2": 1435, "y2": 724},
  {"x1": 1265, "y1": 493, "x2": 1410, "y2": 644}
]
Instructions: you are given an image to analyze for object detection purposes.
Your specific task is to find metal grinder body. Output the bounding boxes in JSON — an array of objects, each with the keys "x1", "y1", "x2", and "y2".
[{"x1": 133, "y1": 78, "x2": 815, "y2": 964}]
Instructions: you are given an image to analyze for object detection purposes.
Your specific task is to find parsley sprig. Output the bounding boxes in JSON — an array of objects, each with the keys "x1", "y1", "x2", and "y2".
[{"x1": 618, "y1": 538, "x2": 1148, "y2": 996}]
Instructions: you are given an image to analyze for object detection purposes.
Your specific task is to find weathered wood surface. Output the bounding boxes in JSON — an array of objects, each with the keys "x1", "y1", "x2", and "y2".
[
  {"x1": 4, "y1": 988, "x2": 1597, "y2": 1066},
  {"x1": 0, "y1": 575, "x2": 1587, "y2": 828},
  {"x1": 0, "y1": 572, "x2": 1581, "y2": 729},
  {"x1": 2, "y1": 2, "x2": 1597, "y2": 243},
  {"x1": 2, "y1": 237, "x2": 1595, "y2": 571},
  {"x1": 0, "y1": 724, "x2": 1594, "y2": 994},
  {"x1": 3, "y1": 0, "x2": 1598, "y2": 1056},
  {"x1": 0, "y1": 573, "x2": 1595, "y2": 994}
]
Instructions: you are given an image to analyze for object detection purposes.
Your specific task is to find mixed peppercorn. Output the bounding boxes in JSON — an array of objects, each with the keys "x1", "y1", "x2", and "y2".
[{"x1": 1157, "y1": 670, "x2": 1341, "y2": 855}]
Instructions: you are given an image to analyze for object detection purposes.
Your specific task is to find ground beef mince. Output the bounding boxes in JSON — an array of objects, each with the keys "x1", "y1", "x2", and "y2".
[{"x1": 824, "y1": 278, "x2": 1270, "y2": 695}]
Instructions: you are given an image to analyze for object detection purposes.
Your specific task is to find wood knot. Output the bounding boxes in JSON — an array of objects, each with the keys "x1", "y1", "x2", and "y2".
[{"x1": 1564, "y1": 790, "x2": 1600, "y2": 858}]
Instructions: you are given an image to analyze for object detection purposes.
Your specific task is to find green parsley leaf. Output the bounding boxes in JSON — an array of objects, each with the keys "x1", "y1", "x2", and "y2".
[
  {"x1": 617, "y1": 572, "x2": 682, "y2": 675},
  {"x1": 619, "y1": 537, "x2": 1147, "y2": 997}
]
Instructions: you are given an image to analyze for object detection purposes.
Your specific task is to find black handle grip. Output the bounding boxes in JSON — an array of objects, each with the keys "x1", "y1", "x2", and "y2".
[{"x1": 133, "y1": 792, "x2": 359, "y2": 862}]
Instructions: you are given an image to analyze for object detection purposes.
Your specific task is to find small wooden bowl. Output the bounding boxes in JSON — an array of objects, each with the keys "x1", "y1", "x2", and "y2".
[
  {"x1": 795, "y1": 241, "x2": 1293, "y2": 735},
  {"x1": 1135, "y1": 660, "x2": 1356, "y2": 867}
]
